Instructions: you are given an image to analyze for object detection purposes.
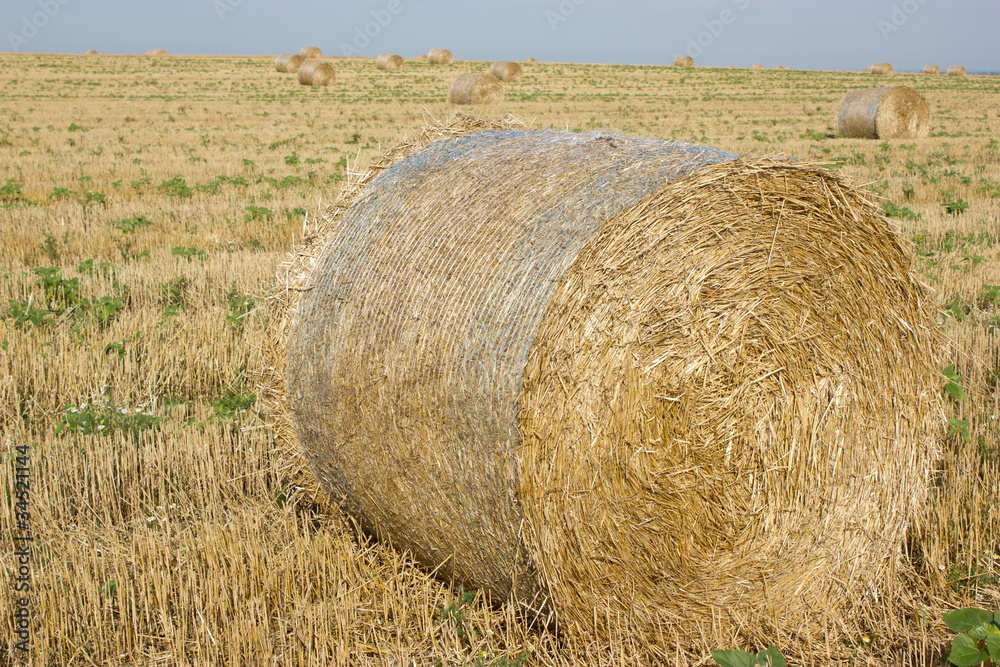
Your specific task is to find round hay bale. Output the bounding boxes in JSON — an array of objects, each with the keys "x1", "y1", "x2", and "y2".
[
  {"x1": 751, "y1": 63, "x2": 763, "y2": 70},
  {"x1": 870, "y1": 62, "x2": 893, "y2": 75},
  {"x1": 773, "y1": 65, "x2": 785, "y2": 70},
  {"x1": 923, "y1": 65, "x2": 940, "y2": 75},
  {"x1": 275, "y1": 53, "x2": 306, "y2": 74},
  {"x1": 490, "y1": 60, "x2": 523, "y2": 82},
  {"x1": 948, "y1": 65, "x2": 966, "y2": 76},
  {"x1": 418, "y1": 54, "x2": 429, "y2": 60},
  {"x1": 428, "y1": 48, "x2": 454, "y2": 65},
  {"x1": 297, "y1": 60, "x2": 335, "y2": 86},
  {"x1": 837, "y1": 86, "x2": 931, "y2": 139},
  {"x1": 524, "y1": 57, "x2": 536, "y2": 63},
  {"x1": 865, "y1": 64, "x2": 874, "y2": 73},
  {"x1": 673, "y1": 56, "x2": 694, "y2": 67},
  {"x1": 84, "y1": 49, "x2": 98, "y2": 55},
  {"x1": 448, "y1": 73, "x2": 503, "y2": 105},
  {"x1": 376, "y1": 53, "x2": 405, "y2": 71},
  {"x1": 145, "y1": 49, "x2": 167, "y2": 56},
  {"x1": 281, "y1": 123, "x2": 942, "y2": 655},
  {"x1": 300, "y1": 46, "x2": 322, "y2": 59}
]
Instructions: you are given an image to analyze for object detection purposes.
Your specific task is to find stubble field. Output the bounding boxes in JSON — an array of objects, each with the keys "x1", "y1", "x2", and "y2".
[{"x1": 1, "y1": 53, "x2": 999, "y2": 666}]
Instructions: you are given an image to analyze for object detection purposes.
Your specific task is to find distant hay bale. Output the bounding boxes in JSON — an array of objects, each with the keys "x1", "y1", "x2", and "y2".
[
  {"x1": 84, "y1": 50, "x2": 98, "y2": 55},
  {"x1": 300, "y1": 46, "x2": 322, "y2": 59},
  {"x1": 276, "y1": 53, "x2": 306, "y2": 74},
  {"x1": 418, "y1": 54, "x2": 429, "y2": 60},
  {"x1": 948, "y1": 65, "x2": 967, "y2": 76},
  {"x1": 774, "y1": 65, "x2": 785, "y2": 70},
  {"x1": 524, "y1": 57, "x2": 536, "y2": 63},
  {"x1": 865, "y1": 64, "x2": 874, "y2": 74},
  {"x1": 428, "y1": 48, "x2": 454, "y2": 65},
  {"x1": 145, "y1": 49, "x2": 167, "y2": 56},
  {"x1": 448, "y1": 73, "x2": 503, "y2": 105},
  {"x1": 673, "y1": 56, "x2": 694, "y2": 67},
  {"x1": 923, "y1": 65, "x2": 940, "y2": 74},
  {"x1": 376, "y1": 53, "x2": 404, "y2": 71},
  {"x1": 490, "y1": 60, "x2": 523, "y2": 82},
  {"x1": 297, "y1": 60, "x2": 336, "y2": 86},
  {"x1": 273, "y1": 118, "x2": 942, "y2": 657},
  {"x1": 751, "y1": 63, "x2": 763, "y2": 70},
  {"x1": 837, "y1": 86, "x2": 931, "y2": 139},
  {"x1": 870, "y1": 62, "x2": 893, "y2": 75}
]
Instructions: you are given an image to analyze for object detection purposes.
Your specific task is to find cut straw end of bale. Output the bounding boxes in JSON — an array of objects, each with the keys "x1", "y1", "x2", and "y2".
[
  {"x1": 948, "y1": 65, "x2": 967, "y2": 76},
  {"x1": 490, "y1": 60, "x2": 523, "y2": 82},
  {"x1": 275, "y1": 53, "x2": 306, "y2": 74},
  {"x1": 837, "y1": 86, "x2": 930, "y2": 139},
  {"x1": 297, "y1": 60, "x2": 336, "y2": 86},
  {"x1": 428, "y1": 48, "x2": 454, "y2": 65},
  {"x1": 869, "y1": 62, "x2": 893, "y2": 75},
  {"x1": 376, "y1": 53, "x2": 405, "y2": 71},
  {"x1": 923, "y1": 65, "x2": 940, "y2": 74},
  {"x1": 299, "y1": 46, "x2": 322, "y2": 59},
  {"x1": 673, "y1": 56, "x2": 694, "y2": 67},
  {"x1": 279, "y1": 119, "x2": 943, "y2": 656},
  {"x1": 448, "y1": 73, "x2": 503, "y2": 105}
]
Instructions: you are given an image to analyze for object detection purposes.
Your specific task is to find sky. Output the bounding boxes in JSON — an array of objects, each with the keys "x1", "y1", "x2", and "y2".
[{"x1": 1, "y1": 0, "x2": 998, "y2": 74}]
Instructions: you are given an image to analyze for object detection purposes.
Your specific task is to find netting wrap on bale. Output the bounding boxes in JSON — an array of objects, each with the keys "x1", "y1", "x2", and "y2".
[
  {"x1": 837, "y1": 86, "x2": 931, "y2": 139},
  {"x1": 282, "y1": 125, "x2": 942, "y2": 653}
]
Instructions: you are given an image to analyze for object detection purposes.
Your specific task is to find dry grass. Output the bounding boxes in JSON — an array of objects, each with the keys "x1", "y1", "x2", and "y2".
[
  {"x1": 297, "y1": 60, "x2": 336, "y2": 86},
  {"x1": 448, "y1": 73, "x2": 503, "y2": 105},
  {"x1": 0, "y1": 54, "x2": 997, "y2": 666},
  {"x1": 837, "y1": 86, "x2": 931, "y2": 139}
]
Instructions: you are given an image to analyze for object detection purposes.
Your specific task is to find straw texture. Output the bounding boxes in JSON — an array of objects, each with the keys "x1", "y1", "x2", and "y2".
[
  {"x1": 490, "y1": 60, "x2": 523, "y2": 82},
  {"x1": 837, "y1": 86, "x2": 931, "y2": 139},
  {"x1": 948, "y1": 65, "x2": 967, "y2": 76},
  {"x1": 300, "y1": 46, "x2": 322, "y2": 59},
  {"x1": 428, "y1": 48, "x2": 454, "y2": 65},
  {"x1": 673, "y1": 56, "x2": 694, "y2": 67},
  {"x1": 297, "y1": 60, "x2": 335, "y2": 86},
  {"x1": 448, "y1": 74, "x2": 503, "y2": 105},
  {"x1": 870, "y1": 62, "x2": 894, "y2": 75},
  {"x1": 376, "y1": 53, "x2": 405, "y2": 71},
  {"x1": 275, "y1": 53, "x2": 306, "y2": 74},
  {"x1": 923, "y1": 65, "x2": 940, "y2": 74},
  {"x1": 283, "y1": 123, "x2": 942, "y2": 654}
]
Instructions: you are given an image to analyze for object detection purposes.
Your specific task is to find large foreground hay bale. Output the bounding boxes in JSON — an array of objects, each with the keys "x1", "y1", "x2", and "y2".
[
  {"x1": 448, "y1": 74, "x2": 503, "y2": 105},
  {"x1": 870, "y1": 62, "x2": 893, "y2": 75},
  {"x1": 376, "y1": 53, "x2": 404, "y2": 71},
  {"x1": 297, "y1": 60, "x2": 335, "y2": 86},
  {"x1": 275, "y1": 53, "x2": 305, "y2": 73},
  {"x1": 948, "y1": 65, "x2": 967, "y2": 76},
  {"x1": 277, "y1": 119, "x2": 942, "y2": 656},
  {"x1": 673, "y1": 56, "x2": 694, "y2": 67},
  {"x1": 428, "y1": 48, "x2": 454, "y2": 64},
  {"x1": 837, "y1": 86, "x2": 931, "y2": 139},
  {"x1": 299, "y1": 46, "x2": 322, "y2": 59},
  {"x1": 923, "y1": 65, "x2": 940, "y2": 74},
  {"x1": 145, "y1": 49, "x2": 167, "y2": 56},
  {"x1": 490, "y1": 60, "x2": 523, "y2": 81}
]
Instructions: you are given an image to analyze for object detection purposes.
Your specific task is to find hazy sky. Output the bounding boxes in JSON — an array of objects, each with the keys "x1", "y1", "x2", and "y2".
[{"x1": 2, "y1": 0, "x2": 998, "y2": 73}]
